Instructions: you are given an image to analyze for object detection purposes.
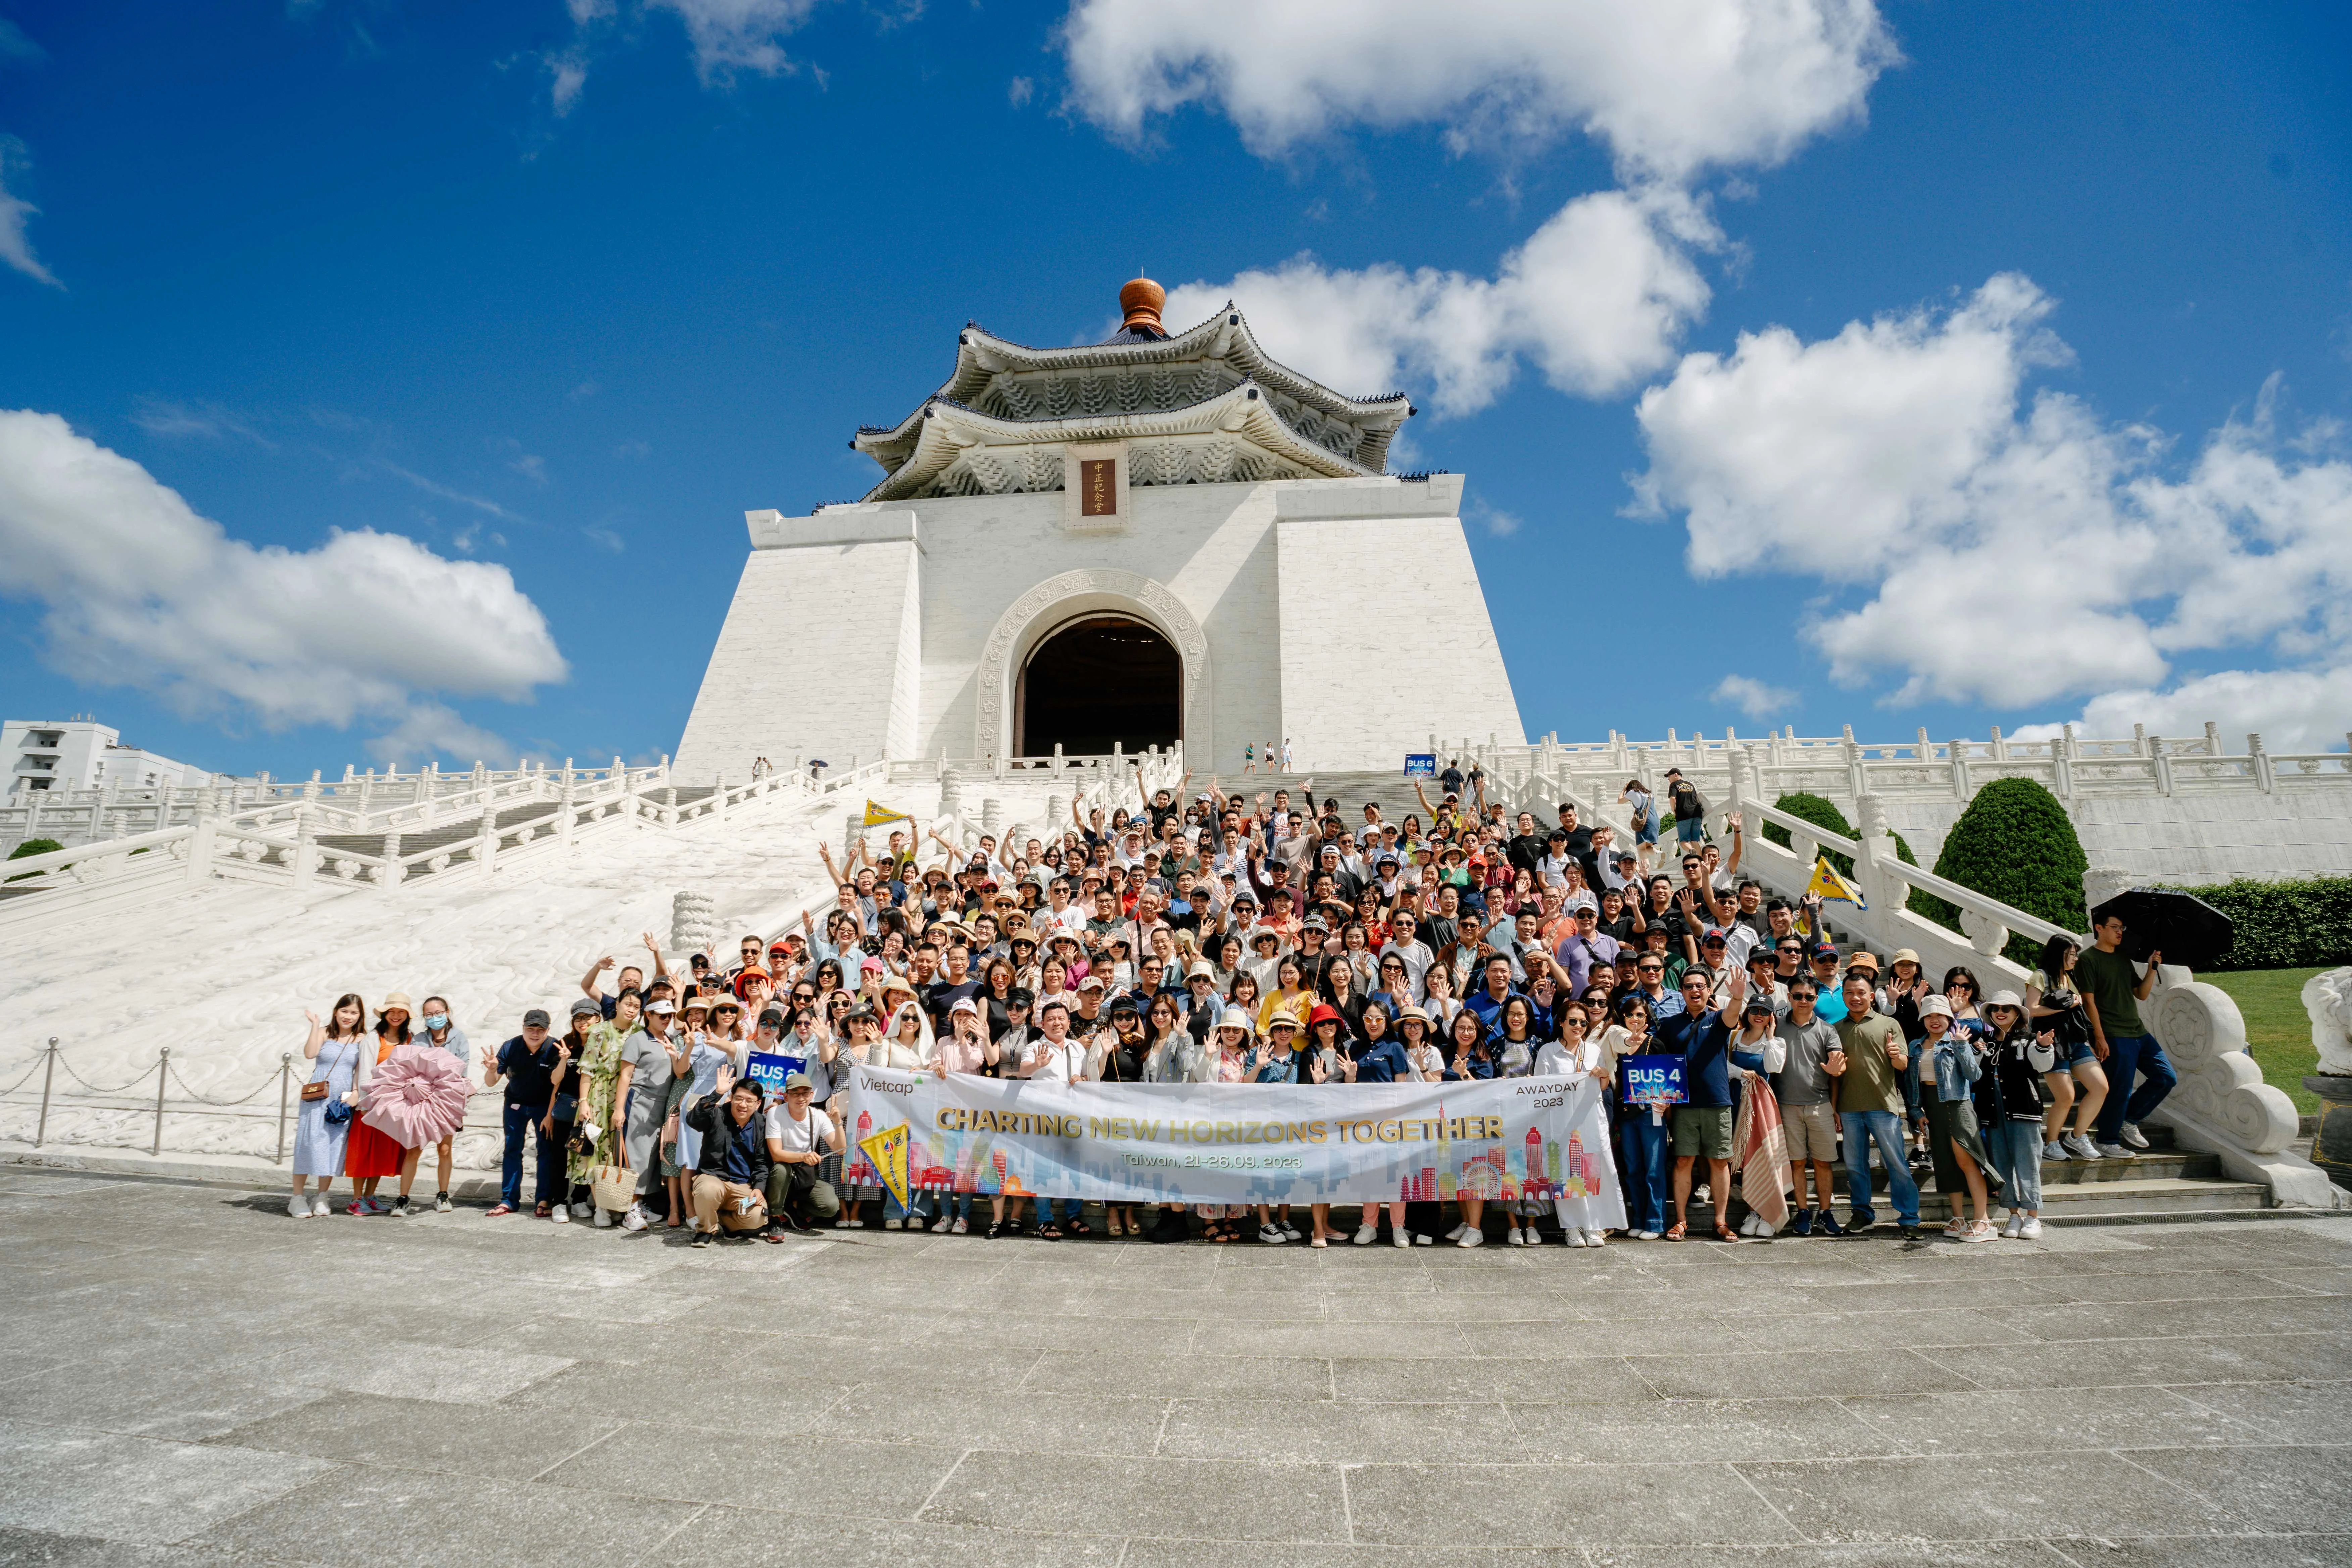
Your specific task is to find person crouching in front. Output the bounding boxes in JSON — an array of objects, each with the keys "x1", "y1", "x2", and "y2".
[{"x1": 684, "y1": 1065, "x2": 771, "y2": 1247}]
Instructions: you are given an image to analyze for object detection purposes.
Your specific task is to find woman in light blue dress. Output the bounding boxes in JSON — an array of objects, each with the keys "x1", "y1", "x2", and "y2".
[{"x1": 290, "y1": 993, "x2": 371, "y2": 1218}]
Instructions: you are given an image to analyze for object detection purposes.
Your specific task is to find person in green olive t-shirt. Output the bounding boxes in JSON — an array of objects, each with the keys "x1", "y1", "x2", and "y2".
[
  {"x1": 2075, "y1": 911, "x2": 2173, "y2": 1157},
  {"x1": 1828, "y1": 969, "x2": 1919, "y2": 1237}
]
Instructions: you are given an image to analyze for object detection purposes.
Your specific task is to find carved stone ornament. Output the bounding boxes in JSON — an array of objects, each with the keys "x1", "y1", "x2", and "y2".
[
  {"x1": 2150, "y1": 981, "x2": 2298, "y2": 1154},
  {"x1": 974, "y1": 568, "x2": 1212, "y2": 757},
  {"x1": 2305, "y1": 967, "x2": 2352, "y2": 1077}
]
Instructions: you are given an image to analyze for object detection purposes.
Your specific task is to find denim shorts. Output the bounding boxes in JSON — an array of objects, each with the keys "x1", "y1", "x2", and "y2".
[{"x1": 2064, "y1": 1040, "x2": 2098, "y2": 1068}]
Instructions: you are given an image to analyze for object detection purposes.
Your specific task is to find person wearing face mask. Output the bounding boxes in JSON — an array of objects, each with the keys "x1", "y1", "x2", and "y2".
[{"x1": 392, "y1": 994, "x2": 470, "y2": 1214}]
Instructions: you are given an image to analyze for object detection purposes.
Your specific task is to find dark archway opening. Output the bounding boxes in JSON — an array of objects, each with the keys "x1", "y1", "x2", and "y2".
[{"x1": 1016, "y1": 615, "x2": 1180, "y2": 757}]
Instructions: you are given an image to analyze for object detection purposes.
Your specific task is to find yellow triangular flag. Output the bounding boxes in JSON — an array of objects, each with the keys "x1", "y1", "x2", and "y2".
[
  {"x1": 861, "y1": 799, "x2": 911, "y2": 828},
  {"x1": 858, "y1": 1123, "x2": 910, "y2": 1208},
  {"x1": 1804, "y1": 854, "x2": 1868, "y2": 909}
]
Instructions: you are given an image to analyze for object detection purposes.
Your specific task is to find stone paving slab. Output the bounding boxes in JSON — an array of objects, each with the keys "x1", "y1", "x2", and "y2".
[{"x1": 0, "y1": 1171, "x2": 2347, "y2": 1566}]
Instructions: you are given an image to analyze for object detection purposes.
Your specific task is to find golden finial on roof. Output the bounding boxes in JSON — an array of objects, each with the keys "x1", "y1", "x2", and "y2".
[{"x1": 1118, "y1": 277, "x2": 1166, "y2": 335}]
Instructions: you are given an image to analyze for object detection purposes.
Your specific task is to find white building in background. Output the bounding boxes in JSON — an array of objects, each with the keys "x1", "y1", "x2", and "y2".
[
  {"x1": 672, "y1": 279, "x2": 1526, "y2": 779},
  {"x1": 3, "y1": 718, "x2": 212, "y2": 793}
]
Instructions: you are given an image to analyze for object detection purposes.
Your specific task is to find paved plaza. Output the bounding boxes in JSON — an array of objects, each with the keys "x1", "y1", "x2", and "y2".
[{"x1": 2, "y1": 1168, "x2": 2350, "y2": 1566}]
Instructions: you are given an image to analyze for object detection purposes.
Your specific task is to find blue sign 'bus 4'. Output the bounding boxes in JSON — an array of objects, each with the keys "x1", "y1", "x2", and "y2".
[
  {"x1": 745, "y1": 1051, "x2": 805, "y2": 1097},
  {"x1": 1621, "y1": 1055, "x2": 1687, "y2": 1108}
]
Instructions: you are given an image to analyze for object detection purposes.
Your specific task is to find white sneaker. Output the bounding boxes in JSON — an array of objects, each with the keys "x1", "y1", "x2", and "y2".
[
  {"x1": 2042, "y1": 1139, "x2": 2066, "y2": 1161},
  {"x1": 931, "y1": 1216, "x2": 954, "y2": 1232},
  {"x1": 885, "y1": 1216, "x2": 903, "y2": 1230},
  {"x1": 1504, "y1": 1227, "x2": 1524, "y2": 1246},
  {"x1": 951, "y1": 1218, "x2": 969, "y2": 1234},
  {"x1": 288, "y1": 1193, "x2": 310, "y2": 1218},
  {"x1": 2020, "y1": 1217, "x2": 2044, "y2": 1239},
  {"x1": 620, "y1": 1206, "x2": 648, "y2": 1232},
  {"x1": 1352, "y1": 1224, "x2": 1378, "y2": 1245},
  {"x1": 1632, "y1": 1229, "x2": 1659, "y2": 1241},
  {"x1": 2097, "y1": 1143, "x2": 2130, "y2": 1159},
  {"x1": 1445, "y1": 1223, "x2": 1469, "y2": 1242},
  {"x1": 2000, "y1": 1213, "x2": 2023, "y2": 1239},
  {"x1": 1392, "y1": 1232, "x2": 1411, "y2": 1248},
  {"x1": 311, "y1": 1194, "x2": 332, "y2": 1217},
  {"x1": 593, "y1": 1209, "x2": 613, "y2": 1228},
  {"x1": 1458, "y1": 1228, "x2": 1484, "y2": 1248},
  {"x1": 2119, "y1": 1122, "x2": 2150, "y2": 1150},
  {"x1": 1583, "y1": 1229, "x2": 1608, "y2": 1247},
  {"x1": 2063, "y1": 1132, "x2": 2103, "y2": 1160},
  {"x1": 1739, "y1": 1214, "x2": 1761, "y2": 1236},
  {"x1": 1258, "y1": 1225, "x2": 1287, "y2": 1244},
  {"x1": 1565, "y1": 1228, "x2": 1588, "y2": 1248},
  {"x1": 551, "y1": 1206, "x2": 570, "y2": 1224},
  {"x1": 1414, "y1": 1233, "x2": 1433, "y2": 1245},
  {"x1": 570, "y1": 1201, "x2": 594, "y2": 1220},
  {"x1": 1282, "y1": 1224, "x2": 1304, "y2": 1241}
]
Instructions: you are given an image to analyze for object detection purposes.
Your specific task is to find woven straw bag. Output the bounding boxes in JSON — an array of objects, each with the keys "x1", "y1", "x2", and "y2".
[{"x1": 589, "y1": 1134, "x2": 636, "y2": 1214}]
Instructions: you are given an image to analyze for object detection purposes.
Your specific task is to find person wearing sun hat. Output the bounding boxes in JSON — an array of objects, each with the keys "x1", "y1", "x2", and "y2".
[
  {"x1": 612, "y1": 995, "x2": 682, "y2": 1231},
  {"x1": 342, "y1": 992, "x2": 415, "y2": 1215}
]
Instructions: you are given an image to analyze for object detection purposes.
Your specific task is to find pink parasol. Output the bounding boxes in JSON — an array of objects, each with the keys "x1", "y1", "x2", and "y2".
[{"x1": 362, "y1": 1041, "x2": 474, "y2": 1148}]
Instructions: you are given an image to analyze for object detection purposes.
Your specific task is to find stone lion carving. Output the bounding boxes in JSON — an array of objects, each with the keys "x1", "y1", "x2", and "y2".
[{"x1": 2305, "y1": 967, "x2": 2352, "y2": 1077}]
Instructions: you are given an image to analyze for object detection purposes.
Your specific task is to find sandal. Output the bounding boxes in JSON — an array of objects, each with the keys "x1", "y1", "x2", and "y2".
[
  {"x1": 1664, "y1": 1221, "x2": 1688, "y2": 1241},
  {"x1": 1066, "y1": 1220, "x2": 1092, "y2": 1238},
  {"x1": 1713, "y1": 1225, "x2": 1740, "y2": 1243},
  {"x1": 533, "y1": 1201, "x2": 551, "y2": 1219},
  {"x1": 1105, "y1": 1215, "x2": 1124, "y2": 1237},
  {"x1": 985, "y1": 1221, "x2": 1003, "y2": 1239},
  {"x1": 1035, "y1": 1225, "x2": 1063, "y2": 1241}
]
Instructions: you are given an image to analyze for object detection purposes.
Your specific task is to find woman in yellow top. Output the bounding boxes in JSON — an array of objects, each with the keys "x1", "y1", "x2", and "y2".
[{"x1": 1256, "y1": 953, "x2": 1313, "y2": 1035}]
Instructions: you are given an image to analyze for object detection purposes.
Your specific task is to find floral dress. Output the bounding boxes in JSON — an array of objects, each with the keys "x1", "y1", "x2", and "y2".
[{"x1": 566, "y1": 1019, "x2": 628, "y2": 1185}]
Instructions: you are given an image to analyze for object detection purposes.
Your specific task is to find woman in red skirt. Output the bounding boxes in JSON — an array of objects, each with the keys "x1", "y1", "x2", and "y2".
[{"x1": 344, "y1": 991, "x2": 412, "y2": 1214}]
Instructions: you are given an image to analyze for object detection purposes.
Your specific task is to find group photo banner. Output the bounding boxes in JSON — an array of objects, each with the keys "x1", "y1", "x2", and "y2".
[{"x1": 843, "y1": 1066, "x2": 1624, "y2": 1226}]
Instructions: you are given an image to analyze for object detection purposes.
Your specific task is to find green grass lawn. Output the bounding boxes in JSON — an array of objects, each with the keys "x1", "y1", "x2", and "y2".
[{"x1": 2205, "y1": 967, "x2": 2330, "y2": 1114}]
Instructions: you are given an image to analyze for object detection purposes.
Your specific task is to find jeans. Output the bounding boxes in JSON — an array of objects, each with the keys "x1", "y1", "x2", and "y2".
[
  {"x1": 1032, "y1": 1195, "x2": 1078, "y2": 1228},
  {"x1": 2095, "y1": 1034, "x2": 2176, "y2": 1142},
  {"x1": 1989, "y1": 1119, "x2": 2044, "y2": 1211},
  {"x1": 1619, "y1": 1112, "x2": 1671, "y2": 1233},
  {"x1": 500, "y1": 1101, "x2": 562, "y2": 1207},
  {"x1": 1840, "y1": 1109, "x2": 1919, "y2": 1227}
]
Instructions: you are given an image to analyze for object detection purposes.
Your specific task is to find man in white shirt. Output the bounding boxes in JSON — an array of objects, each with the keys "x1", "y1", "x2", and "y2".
[
  {"x1": 1019, "y1": 1001, "x2": 1087, "y2": 1239},
  {"x1": 1381, "y1": 910, "x2": 1435, "y2": 999},
  {"x1": 761, "y1": 1073, "x2": 842, "y2": 1237}
]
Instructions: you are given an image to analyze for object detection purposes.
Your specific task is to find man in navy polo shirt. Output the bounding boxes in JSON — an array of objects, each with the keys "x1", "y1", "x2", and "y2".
[{"x1": 1655, "y1": 964, "x2": 1750, "y2": 1242}]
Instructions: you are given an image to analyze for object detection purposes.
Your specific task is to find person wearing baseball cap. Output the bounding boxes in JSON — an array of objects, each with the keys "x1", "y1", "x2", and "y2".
[
  {"x1": 759, "y1": 1071, "x2": 841, "y2": 1238},
  {"x1": 485, "y1": 1007, "x2": 565, "y2": 1219},
  {"x1": 608, "y1": 995, "x2": 682, "y2": 1232}
]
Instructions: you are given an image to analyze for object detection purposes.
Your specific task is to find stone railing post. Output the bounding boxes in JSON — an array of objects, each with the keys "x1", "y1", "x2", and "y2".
[
  {"x1": 713, "y1": 772, "x2": 729, "y2": 821},
  {"x1": 559, "y1": 778, "x2": 577, "y2": 848},
  {"x1": 2203, "y1": 721, "x2": 2222, "y2": 755},
  {"x1": 185, "y1": 792, "x2": 216, "y2": 886},
  {"x1": 2149, "y1": 736, "x2": 2173, "y2": 795},
  {"x1": 1854, "y1": 794, "x2": 1906, "y2": 915},
  {"x1": 291, "y1": 804, "x2": 317, "y2": 887},
  {"x1": 476, "y1": 808, "x2": 499, "y2": 878},
  {"x1": 2249, "y1": 733, "x2": 2273, "y2": 794},
  {"x1": 379, "y1": 830, "x2": 402, "y2": 893},
  {"x1": 2052, "y1": 737, "x2": 2073, "y2": 799}
]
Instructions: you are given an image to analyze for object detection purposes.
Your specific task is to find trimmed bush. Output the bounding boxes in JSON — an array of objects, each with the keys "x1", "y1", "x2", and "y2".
[
  {"x1": 2161, "y1": 877, "x2": 2352, "y2": 973},
  {"x1": 1929, "y1": 778, "x2": 2089, "y2": 966},
  {"x1": 1758, "y1": 793, "x2": 1957, "y2": 933},
  {"x1": 5, "y1": 836, "x2": 65, "y2": 883}
]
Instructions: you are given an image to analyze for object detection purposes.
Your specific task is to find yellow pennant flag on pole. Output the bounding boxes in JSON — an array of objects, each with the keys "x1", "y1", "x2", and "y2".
[
  {"x1": 860, "y1": 799, "x2": 911, "y2": 828},
  {"x1": 859, "y1": 1123, "x2": 910, "y2": 1208},
  {"x1": 1804, "y1": 854, "x2": 1868, "y2": 910}
]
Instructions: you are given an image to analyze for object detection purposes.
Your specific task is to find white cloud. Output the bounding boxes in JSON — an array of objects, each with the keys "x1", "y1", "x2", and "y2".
[
  {"x1": 0, "y1": 410, "x2": 567, "y2": 756},
  {"x1": 1009, "y1": 76, "x2": 1034, "y2": 108},
  {"x1": 0, "y1": 136, "x2": 60, "y2": 288},
  {"x1": 379, "y1": 460, "x2": 518, "y2": 519},
  {"x1": 0, "y1": 19, "x2": 46, "y2": 64},
  {"x1": 509, "y1": 452, "x2": 549, "y2": 485},
  {"x1": 132, "y1": 399, "x2": 276, "y2": 448},
  {"x1": 1164, "y1": 187, "x2": 1716, "y2": 411},
  {"x1": 1712, "y1": 674, "x2": 1796, "y2": 719},
  {"x1": 1630, "y1": 279, "x2": 2352, "y2": 745},
  {"x1": 2015, "y1": 670, "x2": 2352, "y2": 756},
  {"x1": 649, "y1": 0, "x2": 825, "y2": 80},
  {"x1": 365, "y1": 702, "x2": 518, "y2": 768},
  {"x1": 1058, "y1": 0, "x2": 1895, "y2": 182}
]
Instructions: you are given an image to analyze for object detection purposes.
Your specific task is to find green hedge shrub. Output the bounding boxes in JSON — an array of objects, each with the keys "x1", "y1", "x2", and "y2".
[
  {"x1": 6, "y1": 837, "x2": 65, "y2": 883},
  {"x1": 2159, "y1": 877, "x2": 2352, "y2": 972},
  {"x1": 1759, "y1": 793, "x2": 1958, "y2": 934},
  {"x1": 1928, "y1": 778, "x2": 2089, "y2": 966}
]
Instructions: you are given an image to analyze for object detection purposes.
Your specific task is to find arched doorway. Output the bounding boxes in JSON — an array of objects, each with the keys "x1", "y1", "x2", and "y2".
[{"x1": 1016, "y1": 615, "x2": 1181, "y2": 756}]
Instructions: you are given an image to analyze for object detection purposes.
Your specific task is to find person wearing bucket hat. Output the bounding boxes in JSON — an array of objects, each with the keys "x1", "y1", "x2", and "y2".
[
  {"x1": 1917, "y1": 994, "x2": 2002, "y2": 1242},
  {"x1": 341, "y1": 992, "x2": 415, "y2": 1215},
  {"x1": 1981, "y1": 989, "x2": 2052, "y2": 1238}
]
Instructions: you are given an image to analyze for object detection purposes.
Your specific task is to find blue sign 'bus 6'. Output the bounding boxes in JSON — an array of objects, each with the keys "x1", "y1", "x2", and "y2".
[{"x1": 1404, "y1": 754, "x2": 1436, "y2": 778}]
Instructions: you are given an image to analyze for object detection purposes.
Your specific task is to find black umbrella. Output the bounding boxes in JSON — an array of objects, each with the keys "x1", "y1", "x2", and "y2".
[{"x1": 2089, "y1": 887, "x2": 2235, "y2": 971}]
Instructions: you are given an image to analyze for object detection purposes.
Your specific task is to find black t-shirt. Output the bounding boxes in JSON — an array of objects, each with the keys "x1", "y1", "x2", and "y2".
[
  {"x1": 1439, "y1": 767, "x2": 1465, "y2": 794},
  {"x1": 926, "y1": 978, "x2": 982, "y2": 1035},
  {"x1": 497, "y1": 1036, "x2": 563, "y2": 1108},
  {"x1": 1668, "y1": 780, "x2": 1703, "y2": 820}
]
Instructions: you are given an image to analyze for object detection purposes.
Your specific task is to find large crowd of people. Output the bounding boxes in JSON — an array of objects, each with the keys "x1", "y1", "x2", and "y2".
[{"x1": 289, "y1": 765, "x2": 2178, "y2": 1249}]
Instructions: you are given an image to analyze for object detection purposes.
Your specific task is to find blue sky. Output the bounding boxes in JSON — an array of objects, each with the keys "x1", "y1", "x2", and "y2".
[{"x1": 2, "y1": 1, "x2": 2348, "y2": 778}]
